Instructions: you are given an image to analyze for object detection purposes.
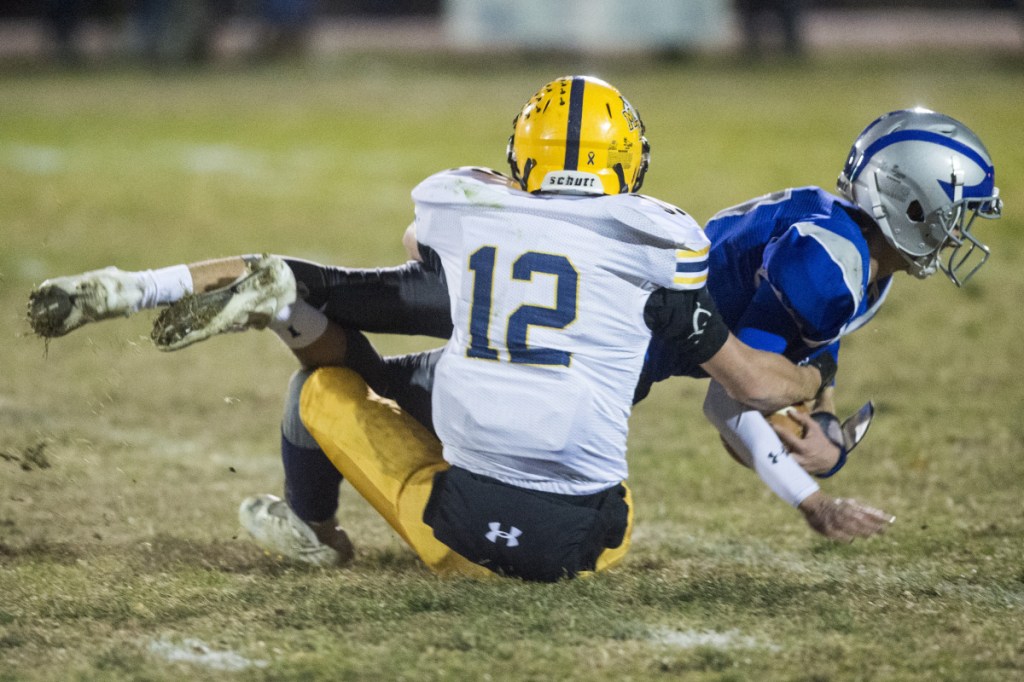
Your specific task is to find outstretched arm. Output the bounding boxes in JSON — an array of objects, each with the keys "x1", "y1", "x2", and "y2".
[
  {"x1": 704, "y1": 380, "x2": 893, "y2": 541},
  {"x1": 643, "y1": 285, "x2": 828, "y2": 413},
  {"x1": 699, "y1": 333, "x2": 830, "y2": 412},
  {"x1": 704, "y1": 379, "x2": 819, "y2": 505},
  {"x1": 797, "y1": 490, "x2": 894, "y2": 542}
]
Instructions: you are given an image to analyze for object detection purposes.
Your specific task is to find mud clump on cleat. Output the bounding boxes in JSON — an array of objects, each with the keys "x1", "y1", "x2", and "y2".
[
  {"x1": 27, "y1": 287, "x2": 74, "y2": 338},
  {"x1": 151, "y1": 292, "x2": 221, "y2": 348}
]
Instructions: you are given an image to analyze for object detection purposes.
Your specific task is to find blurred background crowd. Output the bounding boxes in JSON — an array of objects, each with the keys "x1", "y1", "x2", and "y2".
[{"x1": 1, "y1": 0, "x2": 1022, "y2": 66}]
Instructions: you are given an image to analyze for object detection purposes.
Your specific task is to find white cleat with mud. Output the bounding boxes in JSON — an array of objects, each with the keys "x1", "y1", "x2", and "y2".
[
  {"x1": 28, "y1": 267, "x2": 144, "y2": 338},
  {"x1": 238, "y1": 494, "x2": 354, "y2": 568},
  {"x1": 151, "y1": 255, "x2": 296, "y2": 351}
]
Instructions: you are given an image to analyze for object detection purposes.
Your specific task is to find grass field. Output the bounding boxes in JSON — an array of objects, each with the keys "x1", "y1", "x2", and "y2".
[{"x1": 2, "y1": 50, "x2": 1023, "y2": 680}]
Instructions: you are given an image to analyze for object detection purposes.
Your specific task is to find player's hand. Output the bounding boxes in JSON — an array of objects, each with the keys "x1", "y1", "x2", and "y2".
[
  {"x1": 797, "y1": 490, "x2": 894, "y2": 542},
  {"x1": 773, "y1": 409, "x2": 841, "y2": 475}
]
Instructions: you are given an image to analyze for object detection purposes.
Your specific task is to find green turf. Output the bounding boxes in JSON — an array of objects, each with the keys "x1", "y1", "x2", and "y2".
[{"x1": 1, "y1": 52, "x2": 1023, "y2": 680}]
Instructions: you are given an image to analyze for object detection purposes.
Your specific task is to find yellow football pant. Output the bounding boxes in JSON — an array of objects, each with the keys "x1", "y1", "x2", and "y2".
[{"x1": 299, "y1": 367, "x2": 633, "y2": 578}]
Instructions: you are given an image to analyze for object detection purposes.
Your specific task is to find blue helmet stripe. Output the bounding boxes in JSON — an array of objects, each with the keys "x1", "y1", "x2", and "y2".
[
  {"x1": 563, "y1": 77, "x2": 585, "y2": 171},
  {"x1": 938, "y1": 176, "x2": 994, "y2": 200},
  {"x1": 849, "y1": 129, "x2": 993, "y2": 183}
]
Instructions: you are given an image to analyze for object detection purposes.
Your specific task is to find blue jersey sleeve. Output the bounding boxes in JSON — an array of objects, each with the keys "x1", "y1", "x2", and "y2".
[
  {"x1": 760, "y1": 225, "x2": 859, "y2": 346},
  {"x1": 734, "y1": 280, "x2": 798, "y2": 354},
  {"x1": 732, "y1": 281, "x2": 844, "y2": 375}
]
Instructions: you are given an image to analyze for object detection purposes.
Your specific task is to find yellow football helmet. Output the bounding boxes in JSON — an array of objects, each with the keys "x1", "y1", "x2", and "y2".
[{"x1": 507, "y1": 76, "x2": 650, "y2": 196}]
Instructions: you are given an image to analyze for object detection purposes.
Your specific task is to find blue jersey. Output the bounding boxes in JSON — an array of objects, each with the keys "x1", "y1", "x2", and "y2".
[{"x1": 639, "y1": 187, "x2": 892, "y2": 395}]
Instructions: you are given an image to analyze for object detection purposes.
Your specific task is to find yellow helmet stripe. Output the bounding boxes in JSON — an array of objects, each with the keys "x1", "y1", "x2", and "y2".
[{"x1": 563, "y1": 77, "x2": 586, "y2": 171}]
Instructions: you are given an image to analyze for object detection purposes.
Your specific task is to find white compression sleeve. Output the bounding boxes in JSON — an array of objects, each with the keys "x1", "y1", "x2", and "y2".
[
  {"x1": 702, "y1": 380, "x2": 819, "y2": 507},
  {"x1": 136, "y1": 264, "x2": 194, "y2": 310}
]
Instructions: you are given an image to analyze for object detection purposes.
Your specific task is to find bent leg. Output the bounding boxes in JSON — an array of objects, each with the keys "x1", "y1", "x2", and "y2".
[
  {"x1": 594, "y1": 483, "x2": 634, "y2": 572},
  {"x1": 285, "y1": 257, "x2": 453, "y2": 338},
  {"x1": 299, "y1": 367, "x2": 490, "y2": 578},
  {"x1": 281, "y1": 369, "x2": 343, "y2": 522},
  {"x1": 343, "y1": 330, "x2": 441, "y2": 434}
]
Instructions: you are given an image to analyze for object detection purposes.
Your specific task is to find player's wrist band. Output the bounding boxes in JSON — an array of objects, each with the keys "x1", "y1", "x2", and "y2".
[{"x1": 810, "y1": 411, "x2": 847, "y2": 478}]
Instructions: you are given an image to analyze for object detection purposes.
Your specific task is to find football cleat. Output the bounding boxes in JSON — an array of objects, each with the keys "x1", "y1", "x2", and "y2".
[
  {"x1": 27, "y1": 267, "x2": 144, "y2": 338},
  {"x1": 151, "y1": 254, "x2": 296, "y2": 351},
  {"x1": 238, "y1": 494, "x2": 354, "y2": 567}
]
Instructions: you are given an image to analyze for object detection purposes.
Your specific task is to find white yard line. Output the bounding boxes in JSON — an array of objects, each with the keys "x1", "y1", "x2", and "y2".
[
  {"x1": 649, "y1": 626, "x2": 781, "y2": 651},
  {"x1": 148, "y1": 637, "x2": 269, "y2": 672}
]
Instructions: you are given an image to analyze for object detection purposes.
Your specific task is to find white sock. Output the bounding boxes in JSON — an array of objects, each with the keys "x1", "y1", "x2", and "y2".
[
  {"x1": 268, "y1": 298, "x2": 329, "y2": 349},
  {"x1": 135, "y1": 264, "x2": 194, "y2": 310}
]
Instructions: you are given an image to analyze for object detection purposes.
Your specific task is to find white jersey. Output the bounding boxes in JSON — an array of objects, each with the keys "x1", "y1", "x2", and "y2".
[{"x1": 414, "y1": 167, "x2": 710, "y2": 494}]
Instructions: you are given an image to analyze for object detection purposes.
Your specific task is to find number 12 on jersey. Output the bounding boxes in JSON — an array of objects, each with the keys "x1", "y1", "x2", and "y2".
[{"x1": 466, "y1": 246, "x2": 578, "y2": 366}]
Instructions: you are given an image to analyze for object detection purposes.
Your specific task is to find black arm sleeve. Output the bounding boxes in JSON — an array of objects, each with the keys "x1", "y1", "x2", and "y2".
[
  {"x1": 282, "y1": 256, "x2": 453, "y2": 339},
  {"x1": 643, "y1": 286, "x2": 730, "y2": 367}
]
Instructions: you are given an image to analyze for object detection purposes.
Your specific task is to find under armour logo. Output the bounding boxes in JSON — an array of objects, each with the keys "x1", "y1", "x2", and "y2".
[
  {"x1": 688, "y1": 302, "x2": 711, "y2": 339},
  {"x1": 485, "y1": 522, "x2": 522, "y2": 547},
  {"x1": 767, "y1": 450, "x2": 785, "y2": 464},
  {"x1": 286, "y1": 325, "x2": 301, "y2": 339},
  {"x1": 587, "y1": 151, "x2": 596, "y2": 165}
]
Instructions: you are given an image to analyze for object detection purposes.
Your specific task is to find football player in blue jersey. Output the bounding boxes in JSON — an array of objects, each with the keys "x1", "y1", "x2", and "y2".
[
  {"x1": 28, "y1": 80, "x2": 911, "y2": 577},
  {"x1": 638, "y1": 108, "x2": 1002, "y2": 500}
]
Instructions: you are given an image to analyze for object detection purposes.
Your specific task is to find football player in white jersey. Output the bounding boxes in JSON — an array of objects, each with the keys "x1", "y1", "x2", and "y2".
[{"x1": 28, "y1": 77, "x2": 893, "y2": 579}]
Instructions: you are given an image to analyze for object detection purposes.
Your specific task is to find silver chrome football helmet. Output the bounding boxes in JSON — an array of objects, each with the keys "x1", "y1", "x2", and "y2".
[{"x1": 837, "y1": 108, "x2": 1002, "y2": 286}]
